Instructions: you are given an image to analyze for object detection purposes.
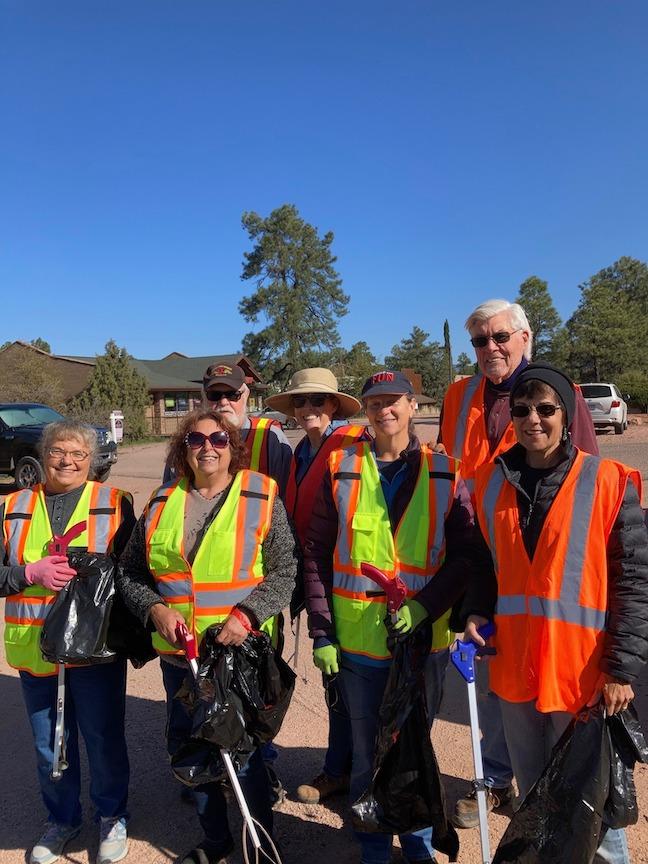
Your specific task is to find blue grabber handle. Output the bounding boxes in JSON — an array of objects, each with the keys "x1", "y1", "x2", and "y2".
[{"x1": 450, "y1": 622, "x2": 495, "y2": 683}]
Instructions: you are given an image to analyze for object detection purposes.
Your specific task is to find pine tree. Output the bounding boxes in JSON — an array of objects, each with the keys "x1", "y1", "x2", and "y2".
[
  {"x1": 385, "y1": 327, "x2": 446, "y2": 402},
  {"x1": 443, "y1": 320, "x2": 453, "y2": 386},
  {"x1": 514, "y1": 276, "x2": 561, "y2": 359}
]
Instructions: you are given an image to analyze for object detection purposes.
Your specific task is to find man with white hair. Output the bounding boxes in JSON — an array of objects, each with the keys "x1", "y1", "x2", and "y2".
[{"x1": 438, "y1": 298, "x2": 597, "y2": 828}]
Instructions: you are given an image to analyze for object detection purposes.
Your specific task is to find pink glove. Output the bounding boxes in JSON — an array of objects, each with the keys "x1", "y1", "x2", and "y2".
[{"x1": 25, "y1": 556, "x2": 77, "y2": 591}]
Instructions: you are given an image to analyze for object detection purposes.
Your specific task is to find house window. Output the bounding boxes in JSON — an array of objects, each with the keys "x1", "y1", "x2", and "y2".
[{"x1": 163, "y1": 392, "x2": 190, "y2": 415}]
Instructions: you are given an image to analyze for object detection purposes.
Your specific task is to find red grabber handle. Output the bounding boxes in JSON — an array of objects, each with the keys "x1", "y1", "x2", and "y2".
[
  {"x1": 175, "y1": 623, "x2": 198, "y2": 662},
  {"x1": 360, "y1": 562, "x2": 407, "y2": 616},
  {"x1": 47, "y1": 521, "x2": 87, "y2": 555}
]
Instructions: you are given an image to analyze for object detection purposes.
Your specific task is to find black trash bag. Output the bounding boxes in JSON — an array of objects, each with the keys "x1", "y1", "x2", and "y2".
[
  {"x1": 604, "y1": 704, "x2": 648, "y2": 829},
  {"x1": 106, "y1": 591, "x2": 156, "y2": 669},
  {"x1": 352, "y1": 623, "x2": 459, "y2": 863},
  {"x1": 171, "y1": 627, "x2": 295, "y2": 787},
  {"x1": 40, "y1": 551, "x2": 117, "y2": 665},
  {"x1": 493, "y1": 703, "x2": 610, "y2": 864}
]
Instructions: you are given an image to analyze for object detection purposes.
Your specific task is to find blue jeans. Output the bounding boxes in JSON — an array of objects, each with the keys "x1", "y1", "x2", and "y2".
[
  {"x1": 338, "y1": 650, "x2": 448, "y2": 864},
  {"x1": 500, "y1": 698, "x2": 630, "y2": 864},
  {"x1": 20, "y1": 660, "x2": 129, "y2": 828},
  {"x1": 323, "y1": 674, "x2": 352, "y2": 778},
  {"x1": 161, "y1": 660, "x2": 272, "y2": 850},
  {"x1": 476, "y1": 661, "x2": 514, "y2": 788}
]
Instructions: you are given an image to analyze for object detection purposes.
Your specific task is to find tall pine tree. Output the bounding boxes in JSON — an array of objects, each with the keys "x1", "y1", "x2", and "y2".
[{"x1": 514, "y1": 276, "x2": 561, "y2": 359}]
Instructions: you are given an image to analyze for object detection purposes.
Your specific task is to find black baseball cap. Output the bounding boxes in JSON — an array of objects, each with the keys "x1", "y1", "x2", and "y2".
[
  {"x1": 361, "y1": 370, "x2": 414, "y2": 398},
  {"x1": 203, "y1": 363, "x2": 246, "y2": 392}
]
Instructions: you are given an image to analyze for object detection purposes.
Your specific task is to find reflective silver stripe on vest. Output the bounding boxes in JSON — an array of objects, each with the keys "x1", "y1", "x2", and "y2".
[
  {"x1": 195, "y1": 586, "x2": 254, "y2": 609},
  {"x1": 453, "y1": 374, "x2": 482, "y2": 458},
  {"x1": 481, "y1": 467, "x2": 505, "y2": 573},
  {"x1": 157, "y1": 579, "x2": 192, "y2": 599},
  {"x1": 428, "y1": 454, "x2": 453, "y2": 569},
  {"x1": 465, "y1": 477, "x2": 475, "y2": 497},
  {"x1": 144, "y1": 482, "x2": 176, "y2": 537},
  {"x1": 332, "y1": 449, "x2": 363, "y2": 567},
  {"x1": 494, "y1": 455, "x2": 606, "y2": 632},
  {"x1": 237, "y1": 473, "x2": 268, "y2": 579},
  {"x1": 333, "y1": 569, "x2": 437, "y2": 597},
  {"x1": 4, "y1": 597, "x2": 52, "y2": 620},
  {"x1": 4, "y1": 489, "x2": 35, "y2": 566},
  {"x1": 91, "y1": 485, "x2": 116, "y2": 553}
]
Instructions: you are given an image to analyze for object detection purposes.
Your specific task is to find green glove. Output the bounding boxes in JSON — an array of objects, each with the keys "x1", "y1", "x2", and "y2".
[
  {"x1": 313, "y1": 644, "x2": 340, "y2": 675},
  {"x1": 393, "y1": 599, "x2": 428, "y2": 634}
]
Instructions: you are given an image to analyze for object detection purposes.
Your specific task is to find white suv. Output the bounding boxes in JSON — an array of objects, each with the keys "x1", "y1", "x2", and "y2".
[{"x1": 580, "y1": 383, "x2": 628, "y2": 435}]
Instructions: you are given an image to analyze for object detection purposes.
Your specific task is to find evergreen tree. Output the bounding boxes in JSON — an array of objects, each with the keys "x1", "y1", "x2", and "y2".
[
  {"x1": 239, "y1": 204, "x2": 349, "y2": 385},
  {"x1": 30, "y1": 337, "x2": 51, "y2": 353},
  {"x1": 443, "y1": 320, "x2": 453, "y2": 386},
  {"x1": 0, "y1": 349, "x2": 63, "y2": 406},
  {"x1": 385, "y1": 326, "x2": 446, "y2": 402},
  {"x1": 454, "y1": 352, "x2": 476, "y2": 376},
  {"x1": 69, "y1": 341, "x2": 150, "y2": 440},
  {"x1": 514, "y1": 276, "x2": 561, "y2": 359}
]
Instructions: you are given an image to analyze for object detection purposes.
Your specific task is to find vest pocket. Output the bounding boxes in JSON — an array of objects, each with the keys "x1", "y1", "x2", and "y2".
[
  {"x1": 149, "y1": 529, "x2": 175, "y2": 572},
  {"x1": 350, "y1": 512, "x2": 381, "y2": 562}
]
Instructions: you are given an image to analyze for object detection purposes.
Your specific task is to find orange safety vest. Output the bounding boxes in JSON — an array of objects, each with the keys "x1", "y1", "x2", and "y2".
[
  {"x1": 245, "y1": 416, "x2": 280, "y2": 475},
  {"x1": 475, "y1": 450, "x2": 642, "y2": 714},
  {"x1": 440, "y1": 374, "x2": 516, "y2": 500},
  {"x1": 285, "y1": 424, "x2": 366, "y2": 546}
]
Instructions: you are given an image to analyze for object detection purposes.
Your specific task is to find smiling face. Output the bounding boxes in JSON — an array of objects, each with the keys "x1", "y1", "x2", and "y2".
[
  {"x1": 511, "y1": 386, "x2": 565, "y2": 465},
  {"x1": 44, "y1": 437, "x2": 92, "y2": 494},
  {"x1": 203, "y1": 384, "x2": 249, "y2": 428},
  {"x1": 292, "y1": 393, "x2": 340, "y2": 441},
  {"x1": 186, "y1": 417, "x2": 233, "y2": 484},
  {"x1": 364, "y1": 393, "x2": 415, "y2": 447},
  {"x1": 470, "y1": 311, "x2": 529, "y2": 384}
]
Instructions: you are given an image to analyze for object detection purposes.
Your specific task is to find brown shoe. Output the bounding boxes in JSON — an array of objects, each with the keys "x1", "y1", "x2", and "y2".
[
  {"x1": 451, "y1": 784, "x2": 514, "y2": 829},
  {"x1": 295, "y1": 772, "x2": 350, "y2": 804}
]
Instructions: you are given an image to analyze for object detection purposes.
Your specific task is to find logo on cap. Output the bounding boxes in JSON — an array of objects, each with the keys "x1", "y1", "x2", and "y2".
[
  {"x1": 213, "y1": 365, "x2": 232, "y2": 375},
  {"x1": 372, "y1": 371, "x2": 395, "y2": 384}
]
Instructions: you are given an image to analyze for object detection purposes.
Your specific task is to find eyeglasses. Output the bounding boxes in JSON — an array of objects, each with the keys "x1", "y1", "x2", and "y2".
[
  {"x1": 184, "y1": 430, "x2": 230, "y2": 450},
  {"x1": 511, "y1": 402, "x2": 563, "y2": 419},
  {"x1": 205, "y1": 389, "x2": 243, "y2": 403},
  {"x1": 470, "y1": 329, "x2": 522, "y2": 349},
  {"x1": 291, "y1": 394, "x2": 328, "y2": 408},
  {"x1": 48, "y1": 447, "x2": 89, "y2": 461}
]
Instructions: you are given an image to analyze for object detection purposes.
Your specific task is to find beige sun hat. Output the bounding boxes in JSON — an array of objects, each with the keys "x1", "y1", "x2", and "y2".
[{"x1": 265, "y1": 368, "x2": 361, "y2": 418}]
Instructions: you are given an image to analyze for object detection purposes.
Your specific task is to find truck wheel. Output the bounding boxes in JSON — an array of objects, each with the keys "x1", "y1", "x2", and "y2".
[
  {"x1": 15, "y1": 456, "x2": 44, "y2": 489},
  {"x1": 614, "y1": 422, "x2": 624, "y2": 435}
]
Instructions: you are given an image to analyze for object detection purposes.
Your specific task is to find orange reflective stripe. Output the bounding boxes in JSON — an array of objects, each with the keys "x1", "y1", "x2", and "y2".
[{"x1": 3, "y1": 488, "x2": 38, "y2": 565}]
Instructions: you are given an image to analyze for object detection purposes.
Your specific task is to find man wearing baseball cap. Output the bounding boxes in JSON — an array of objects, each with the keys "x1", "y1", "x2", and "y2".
[{"x1": 303, "y1": 370, "x2": 488, "y2": 864}]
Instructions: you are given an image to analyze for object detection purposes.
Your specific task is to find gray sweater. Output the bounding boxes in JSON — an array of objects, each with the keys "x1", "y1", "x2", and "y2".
[{"x1": 116, "y1": 478, "x2": 299, "y2": 629}]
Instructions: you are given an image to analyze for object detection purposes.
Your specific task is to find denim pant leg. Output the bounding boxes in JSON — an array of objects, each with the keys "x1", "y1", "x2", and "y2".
[
  {"x1": 68, "y1": 660, "x2": 130, "y2": 821},
  {"x1": 476, "y1": 662, "x2": 514, "y2": 788},
  {"x1": 19, "y1": 670, "x2": 83, "y2": 828},
  {"x1": 323, "y1": 674, "x2": 353, "y2": 778},
  {"x1": 161, "y1": 660, "x2": 273, "y2": 847},
  {"x1": 500, "y1": 699, "x2": 629, "y2": 864}
]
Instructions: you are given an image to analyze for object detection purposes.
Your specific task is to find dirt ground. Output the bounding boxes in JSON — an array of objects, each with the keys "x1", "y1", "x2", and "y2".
[{"x1": 1, "y1": 420, "x2": 647, "y2": 864}]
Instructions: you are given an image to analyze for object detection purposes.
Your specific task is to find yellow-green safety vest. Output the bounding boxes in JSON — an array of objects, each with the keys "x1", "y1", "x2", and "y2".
[
  {"x1": 145, "y1": 470, "x2": 278, "y2": 654},
  {"x1": 329, "y1": 443, "x2": 458, "y2": 662}
]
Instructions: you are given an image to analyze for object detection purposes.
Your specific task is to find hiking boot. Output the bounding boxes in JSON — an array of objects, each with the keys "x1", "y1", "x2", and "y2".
[
  {"x1": 97, "y1": 817, "x2": 128, "y2": 864},
  {"x1": 452, "y1": 784, "x2": 514, "y2": 829},
  {"x1": 179, "y1": 839, "x2": 234, "y2": 864},
  {"x1": 30, "y1": 823, "x2": 81, "y2": 864},
  {"x1": 295, "y1": 772, "x2": 350, "y2": 804}
]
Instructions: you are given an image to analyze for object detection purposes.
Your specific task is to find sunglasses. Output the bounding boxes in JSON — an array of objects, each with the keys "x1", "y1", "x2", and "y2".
[
  {"x1": 511, "y1": 402, "x2": 563, "y2": 418},
  {"x1": 205, "y1": 389, "x2": 243, "y2": 403},
  {"x1": 291, "y1": 394, "x2": 328, "y2": 408},
  {"x1": 470, "y1": 329, "x2": 521, "y2": 349},
  {"x1": 184, "y1": 430, "x2": 230, "y2": 450}
]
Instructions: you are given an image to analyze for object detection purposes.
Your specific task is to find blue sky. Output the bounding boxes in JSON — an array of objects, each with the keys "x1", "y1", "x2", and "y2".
[{"x1": 1, "y1": 1, "x2": 647, "y2": 364}]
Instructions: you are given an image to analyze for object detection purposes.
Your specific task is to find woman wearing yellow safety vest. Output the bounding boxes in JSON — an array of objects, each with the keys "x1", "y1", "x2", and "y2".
[
  {"x1": 303, "y1": 371, "x2": 489, "y2": 864},
  {"x1": 117, "y1": 410, "x2": 298, "y2": 864},
  {"x1": 464, "y1": 363, "x2": 648, "y2": 864},
  {"x1": 0, "y1": 420, "x2": 135, "y2": 864}
]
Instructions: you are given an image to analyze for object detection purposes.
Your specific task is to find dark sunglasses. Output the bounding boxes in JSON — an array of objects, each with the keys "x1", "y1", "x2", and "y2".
[
  {"x1": 205, "y1": 389, "x2": 243, "y2": 403},
  {"x1": 511, "y1": 402, "x2": 563, "y2": 419},
  {"x1": 470, "y1": 329, "x2": 521, "y2": 349},
  {"x1": 184, "y1": 430, "x2": 230, "y2": 450},
  {"x1": 291, "y1": 394, "x2": 328, "y2": 408}
]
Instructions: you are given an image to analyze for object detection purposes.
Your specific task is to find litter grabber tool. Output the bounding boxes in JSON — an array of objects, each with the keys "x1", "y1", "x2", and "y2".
[
  {"x1": 47, "y1": 521, "x2": 86, "y2": 781},
  {"x1": 175, "y1": 623, "x2": 283, "y2": 864},
  {"x1": 451, "y1": 622, "x2": 495, "y2": 864},
  {"x1": 360, "y1": 562, "x2": 407, "y2": 623}
]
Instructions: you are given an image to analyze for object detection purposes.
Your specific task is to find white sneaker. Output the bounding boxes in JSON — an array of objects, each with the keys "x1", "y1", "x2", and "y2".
[
  {"x1": 97, "y1": 817, "x2": 128, "y2": 864},
  {"x1": 30, "y1": 823, "x2": 80, "y2": 864}
]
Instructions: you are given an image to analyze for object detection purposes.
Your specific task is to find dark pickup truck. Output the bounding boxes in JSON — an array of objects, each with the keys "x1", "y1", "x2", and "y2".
[{"x1": 0, "y1": 403, "x2": 118, "y2": 489}]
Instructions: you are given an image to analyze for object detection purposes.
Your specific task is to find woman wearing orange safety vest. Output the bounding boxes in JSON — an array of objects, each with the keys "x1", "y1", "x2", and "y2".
[
  {"x1": 266, "y1": 367, "x2": 368, "y2": 806},
  {"x1": 0, "y1": 420, "x2": 135, "y2": 864},
  {"x1": 117, "y1": 410, "x2": 298, "y2": 864},
  {"x1": 464, "y1": 363, "x2": 648, "y2": 864},
  {"x1": 303, "y1": 370, "x2": 489, "y2": 864}
]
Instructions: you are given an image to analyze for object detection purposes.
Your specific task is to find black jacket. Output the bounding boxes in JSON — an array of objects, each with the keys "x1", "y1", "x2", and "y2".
[{"x1": 463, "y1": 442, "x2": 648, "y2": 684}]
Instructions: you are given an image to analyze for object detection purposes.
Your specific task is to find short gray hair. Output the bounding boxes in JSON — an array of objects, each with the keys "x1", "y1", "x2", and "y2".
[
  {"x1": 464, "y1": 298, "x2": 533, "y2": 360},
  {"x1": 40, "y1": 421, "x2": 99, "y2": 461}
]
